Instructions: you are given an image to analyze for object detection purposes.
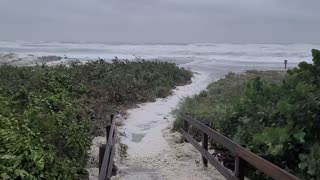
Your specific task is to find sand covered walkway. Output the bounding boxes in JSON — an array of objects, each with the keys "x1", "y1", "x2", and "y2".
[{"x1": 114, "y1": 72, "x2": 224, "y2": 180}]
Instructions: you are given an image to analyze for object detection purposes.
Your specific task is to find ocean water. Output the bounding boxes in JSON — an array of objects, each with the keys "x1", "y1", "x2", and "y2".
[{"x1": 0, "y1": 41, "x2": 319, "y2": 72}]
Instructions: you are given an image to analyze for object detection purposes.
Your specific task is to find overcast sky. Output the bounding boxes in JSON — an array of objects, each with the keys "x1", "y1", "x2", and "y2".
[{"x1": 0, "y1": 0, "x2": 319, "y2": 44}]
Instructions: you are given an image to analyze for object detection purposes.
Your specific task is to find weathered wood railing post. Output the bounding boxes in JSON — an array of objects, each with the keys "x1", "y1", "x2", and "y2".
[
  {"x1": 99, "y1": 114, "x2": 115, "y2": 176},
  {"x1": 99, "y1": 144, "x2": 106, "y2": 173},
  {"x1": 107, "y1": 128, "x2": 116, "y2": 178},
  {"x1": 106, "y1": 115, "x2": 114, "y2": 143},
  {"x1": 234, "y1": 156, "x2": 245, "y2": 180},
  {"x1": 202, "y1": 122, "x2": 209, "y2": 167},
  {"x1": 183, "y1": 117, "x2": 189, "y2": 142},
  {"x1": 183, "y1": 118, "x2": 189, "y2": 131}
]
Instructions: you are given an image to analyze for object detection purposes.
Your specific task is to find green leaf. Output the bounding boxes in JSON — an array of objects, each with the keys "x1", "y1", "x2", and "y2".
[
  {"x1": 253, "y1": 127, "x2": 289, "y2": 145},
  {"x1": 1, "y1": 173, "x2": 10, "y2": 180},
  {"x1": 35, "y1": 157, "x2": 45, "y2": 171},
  {"x1": 0, "y1": 155, "x2": 16, "y2": 160},
  {"x1": 14, "y1": 169, "x2": 28, "y2": 178},
  {"x1": 269, "y1": 144, "x2": 284, "y2": 156},
  {"x1": 293, "y1": 131, "x2": 306, "y2": 143},
  {"x1": 276, "y1": 100, "x2": 291, "y2": 113}
]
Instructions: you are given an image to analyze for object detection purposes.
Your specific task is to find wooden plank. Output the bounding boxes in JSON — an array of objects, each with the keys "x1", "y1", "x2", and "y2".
[
  {"x1": 236, "y1": 147, "x2": 298, "y2": 180},
  {"x1": 234, "y1": 156, "x2": 245, "y2": 180},
  {"x1": 180, "y1": 128, "x2": 238, "y2": 180},
  {"x1": 107, "y1": 129, "x2": 117, "y2": 179},
  {"x1": 110, "y1": 114, "x2": 114, "y2": 122},
  {"x1": 180, "y1": 113, "x2": 237, "y2": 153},
  {"x1": 107, "y1": 115, "x2": 116, "y2": 146},
  {"x1": 99, "y1": 114, "x2": 117, "y2": 180},
  {"x1": 183, "y1": 117, "x2": 190, "y2": 142},
  {"x1": 99, "y1": 144, "x2": 111, "y2": 180},
  {"x1": 202, "y1": 130, "x2": 208, "y2": 167},
  {"x1": 183, "y1": 118, "x2": 189, "y2": 131},
  {"x1": 106, "y1": 125, "x2": 111, "y2": 144},
  {"x1": 99, "y1": 144, "x2": 106, "y2": 174}
]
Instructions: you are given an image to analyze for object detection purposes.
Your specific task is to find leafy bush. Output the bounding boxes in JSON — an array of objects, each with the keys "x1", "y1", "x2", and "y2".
[
  {"x1": 174, "y1": 71, "x2": 285, "y2": 130},
  {"x1": 0, "y1": 86, "x2": 91, "y2": 179},
  {"x1": 176, "y1": 49, "x2": 320, "y2": 179},
  {"x1": 0, "y1": 59, "x2": 192, "y2": 179},
  {"x1": 223, "y1": 49, "x2": 320, "y2": 179},
  {"x1": 174, "y1": 70, "x2": 286, "y2": 170}
]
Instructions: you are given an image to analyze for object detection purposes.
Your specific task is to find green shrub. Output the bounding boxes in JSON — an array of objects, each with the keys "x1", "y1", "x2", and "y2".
[
  {"x1": 174, "y1": 71, "x2": 285, "y2": 131},
  {"x1": 223, "y1": 49, "x2": 320, "y2": 179},
  {"x1": 176, "y1": 49, "x2": 320, "y2": 179},
  {"x1": 0, "y1": 59, "x2": 192, "y2": 179}
]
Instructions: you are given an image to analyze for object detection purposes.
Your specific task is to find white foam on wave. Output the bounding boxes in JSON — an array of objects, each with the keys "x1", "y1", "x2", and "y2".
[{"x1": 0, "y1": 41, "x2": 319, "y2": 68}]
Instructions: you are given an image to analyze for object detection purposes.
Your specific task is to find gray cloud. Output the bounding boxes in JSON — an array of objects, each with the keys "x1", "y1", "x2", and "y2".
[{"x1": 0, "y1": 0, "x2": 319, "y2": 43}]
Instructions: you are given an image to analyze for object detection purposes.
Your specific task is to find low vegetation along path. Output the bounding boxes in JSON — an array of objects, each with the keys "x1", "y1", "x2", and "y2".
[{"x1": 117, "y1": 72, "x2": 224, "y2": 180}]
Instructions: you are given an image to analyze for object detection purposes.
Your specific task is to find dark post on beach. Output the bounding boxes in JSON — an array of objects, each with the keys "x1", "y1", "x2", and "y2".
[{"x1": 284, "y1": 60, "x2": 288, "y2": 69}]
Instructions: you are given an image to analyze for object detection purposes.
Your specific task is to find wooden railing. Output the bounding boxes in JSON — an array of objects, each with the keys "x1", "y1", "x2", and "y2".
[
  {"x1": 98, "y1": 114, "x2": 117, "y2": 180},
  {"x1": 179, "y1": 112, "x2": 299, "y2": 180}
]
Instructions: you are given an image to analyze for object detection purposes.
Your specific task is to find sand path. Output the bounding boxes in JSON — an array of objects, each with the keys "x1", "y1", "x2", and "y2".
[{"x1": 114, "y1": 72, "x2": 225, "y2": 180}]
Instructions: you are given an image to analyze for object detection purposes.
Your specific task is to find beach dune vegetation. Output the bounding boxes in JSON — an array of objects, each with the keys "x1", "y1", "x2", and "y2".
[
  {"x1": 0, "y1": 59, "x2": 192, "y2": 179},
  {"x1": 175, "y1": 49, "x2": 320, "y2": 179}
]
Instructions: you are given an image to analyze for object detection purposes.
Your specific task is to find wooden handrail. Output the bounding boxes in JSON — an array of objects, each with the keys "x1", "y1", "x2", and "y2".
[
  {"x1": 180, "y1": 128, "x2": 238, "y2": 180},
  {"x1": 99, "y1": 114, "x2": 117, "y2": 180},
  {"x1": 179, "y1": 112, "x2": 299, "y2": 180}
]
